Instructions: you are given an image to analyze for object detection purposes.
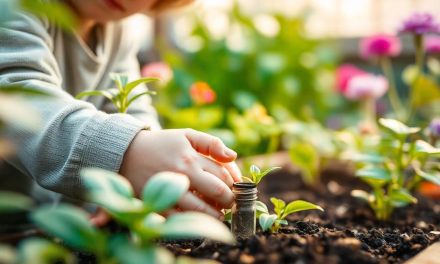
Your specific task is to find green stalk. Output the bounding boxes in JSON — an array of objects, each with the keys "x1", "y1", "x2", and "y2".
[
  {"x1": 380, "y1": 57, "x2": 404, "y2": 120},
  {"x1": 373, "y1": 186, "x2": 386, "y2": 220},
  {"x1": 407, "y1": 34, "x2": 425, "y2": 123},
  {"x1": 396, "y1": 138, "x2": 405, "y2": 187}
]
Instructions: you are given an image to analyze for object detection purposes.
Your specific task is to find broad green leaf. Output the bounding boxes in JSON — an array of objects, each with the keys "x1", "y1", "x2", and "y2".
[
  {"x1": 355, "y1": 167, "x2": 392, "y2": 186},
  {"x1": 351, "y1": 190, "x2": 372, "y2": 203},
  {"x1": 270, "y1": 197, "x2": 285, "y2": 217},
  {"x1": 111, "y1": 237, "x2": 174, "y2": 264},
  {"x1": 0, "y1": 244, "x2": 16, "y2": 264},
  {"x1": 249, "y1": 165, "x2": 260, "y2": 182},
  {"x1": 289, "y1": 141, "x2": 319, "y2": 185},
  {"x1": 256, "y1": 167, "x2": 281, "y2": 184},
  {"x1": 389, "y1": 189, "x2": 417, "y2": 206},
  {"x1": 81, "y1": 168, "x2": 134, "y2": 198},
  {"x1": 414, "y1": 140, "x2": 440, "y2": 155},
  {"x1": 142, "y1": 212, "x2": 166, "y2": 228},
  {"x1": 416, "y1": 170, "x2": 440, "y2": 186},
  {"x1": 31, "y1": 205, "x2": 104, "y2": 251},
  {"x1": 256, "y1": 201, "x2": 269, "y2": 217},
  {"x1": 75, "y1": 90, "x2": 115, "y2": 101},
  {"x1": 18, "y1": 238, "x2": 75, "y2": 264},
  {"x1": 410, "y1": 75, "x2": 440, "y2": 108},
  {"x1": 258, "y1": 213, "x2": 277, "y2": 232},
  {"x1": 281, "y1": 200, "x2": 323, "y2": 219},
  {"x1": 379, "y1": 118, "x2": 420, "y2": 137},
  {"x1": 350, "y1": 153, "x2": 385, "y2": 164},
  {"x1": 160, "y1": 212, "x2": 234, "y2": 244},
  {"x1": 125, "y1": 77, "x2": 159, "y2": 94},
  {"x1": 0, "y1": 191, "x2": 33, "y2": 212},
  {"x1": 142, "y1": 172, "x2": 189, "y2": 212}
]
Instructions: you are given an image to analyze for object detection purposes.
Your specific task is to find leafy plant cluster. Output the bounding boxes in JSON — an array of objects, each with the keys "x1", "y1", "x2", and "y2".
[
  {"x1": 351, "y1": 118, "x2": 440, "y2": 220},
  {"x1": 0, "y1": 170, "x2": 233, "y2": 264},
  {"x1": 76, "y1": 74, "x2": 157, "y2": 114},
  {"x1": 238, "y1": 165, "x2": 323, "y2": 233}
]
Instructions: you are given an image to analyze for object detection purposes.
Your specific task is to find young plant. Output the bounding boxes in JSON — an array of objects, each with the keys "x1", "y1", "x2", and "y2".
[
  {"x1": 257, "y1": 198, "x2": 323, "y2": 233},
  {"x1": 76, "y1": 73, "x2": 158, "y2": 113},
  {"x1": 351, "y1": 118, "x2": 440, "y2": 220},
  {"x1": 242, "y1": 164, "x2": 280, "y2": 185}
]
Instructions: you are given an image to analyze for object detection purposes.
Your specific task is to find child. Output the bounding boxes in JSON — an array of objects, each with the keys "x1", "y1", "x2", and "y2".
[{"x1": 0, "y1": 0, "x2": 241, "y2": 223}]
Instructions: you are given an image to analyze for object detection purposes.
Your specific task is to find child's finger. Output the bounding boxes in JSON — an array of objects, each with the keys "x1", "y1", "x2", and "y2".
[
  {"x1": 223, "y1": 161, "x2": 242, "y2": 182},
  {"x1": 198, "y1": 155, "x2": 234, "y2": 188},
  {"x1": 184, "y1": 129, "x2": 237, "y2": 163},
  {"x1": 89, "y1": 208, "x2": 111, "y2": 227},
  {"x1": 177, "y1": 191, "x2": 222, "y2": 219}
]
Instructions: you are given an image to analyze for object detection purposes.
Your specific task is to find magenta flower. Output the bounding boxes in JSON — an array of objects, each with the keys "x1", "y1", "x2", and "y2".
[
  {"x1": 430, "y1": 118, "x2": 440, "y2": 138},
  {"x1": 360, "y1": 34, "x2": 401, "y2": 59},
  {"x1": 141, "y1": 62, "x2": 173, "y2": 85},
  {"x1": 399, "y1": 13, "x2": 440, "y2": 35},
  {"x1": 425, "y1": 36, "x2": 440, "y2": 54},
  {"x1": 344, "y1": 74, "x2": 388, "y2": 101},
  {"x1": 336, "y1": 64, "x2": 367, "y2": 93}
]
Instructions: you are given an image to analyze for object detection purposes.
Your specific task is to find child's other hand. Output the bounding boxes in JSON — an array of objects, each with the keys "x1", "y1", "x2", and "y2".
[{"x1": 120, "y1": 129, "x2": 241, "y2": 219}]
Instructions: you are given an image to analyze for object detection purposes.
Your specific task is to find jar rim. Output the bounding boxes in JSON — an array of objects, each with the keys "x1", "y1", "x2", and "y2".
[{"x1": 233, "y1": 182, "x2": 257, "y2": 189}]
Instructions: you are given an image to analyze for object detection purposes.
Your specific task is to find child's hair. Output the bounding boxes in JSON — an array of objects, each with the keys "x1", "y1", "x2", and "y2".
[{"x1": 151, "y1": 0, "x2": 195, "y2": 12}]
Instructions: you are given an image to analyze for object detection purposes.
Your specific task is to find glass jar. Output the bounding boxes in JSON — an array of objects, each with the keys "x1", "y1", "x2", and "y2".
[{"x1": 231, "y1": 182, "x2": 257, "y2": 239}]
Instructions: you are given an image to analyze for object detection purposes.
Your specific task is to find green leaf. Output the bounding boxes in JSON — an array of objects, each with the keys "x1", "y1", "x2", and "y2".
[
  {"x1": 1, "y1": 85, "x2": 49, "y2": 96},
  {"x1": 416, "y1": 170, "x2": 440, "y2": 186},
  {"x1": 31, "y1": 205, "x2": 104, "y2": 251},
  {"x1": 125, "y1": 77, "x2": 159, "y2": 95},
  {"x1": 414, "y1": 140, "x2": 440, "y2": 155},
  {"x1": 379, "y1": 118, "x2": 420, "y2": 137},
  {"x1": 75, "y1": 90, "x2": 115, "y2": 101},
  {"x1": 160, "y1": 212, "x2": 234, "y2": 244},
  {"x1": 242, "y1": 176, "x2": 254, "y2": 183},
  {"x1": 256, "y1": 201, "x2": 269, "y2": 217},
  {"x1": 126, "y1": 91, "x2": 156, "y2": 109},
  {"x1": 111, "y1": 236, "x2": 174, "y2": 264},
  {"x1": 281, "y1": 200, "x2": 323, "y2": 219},
  {"x1": 289, "y1": 141, "x2": 319, "y2": 185},
  {"x1": 258, "y1": 213, "x2": 277, "y2": 232},
  {"x1": 18, "y1": 238, "x2": 75, "y2": 264},
  {"x1": 110, "y1": 73, "x2": 129, "y2": 91},
  {"x1": 275, "y1": 219, "x2": 288, "y2": 226},
  {"x1": 350, "y1": 153, "x2": 386, "y2": 164},
  {"x1": 249, "y1": 165, "x2": 260, "y2": 182},
  {"x1": 410, "y1": 74, "x2": 440, "y2": 109},
  {"x1": 389, "y1": 189, "x2": 417, "y2": 206},
  {"x1": 142, "y1": 172, "x2": 190, "y2": 212},
  {"x1": 355, "y1": 167, "x2": 392, "y2": 186},
  {"x1": 270, "y1": 197, "x2": 285, "y2": 217},
  {"x1": 256, "y1": 167, "x2": 281, "y2": 184},
  {"x1": 0, "y1": 191, "x2": 33, "y2": 212},
  {"x1": 20, "y1": 0, "x2": 77, "y2": 30}
]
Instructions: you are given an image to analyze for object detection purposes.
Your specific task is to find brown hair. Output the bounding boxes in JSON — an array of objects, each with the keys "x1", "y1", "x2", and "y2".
[{"x1": 150, "y1": 0, "x2": 195, "y2": 12}]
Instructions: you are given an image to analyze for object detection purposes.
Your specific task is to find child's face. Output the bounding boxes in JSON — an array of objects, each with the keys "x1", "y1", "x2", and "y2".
[{"x1": 67, "y1": 0, "x2": 158, "y2": 22}]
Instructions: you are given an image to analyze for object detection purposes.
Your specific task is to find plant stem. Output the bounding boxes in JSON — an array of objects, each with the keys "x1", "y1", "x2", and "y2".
[
  {"x1": 414, "y1": 34, "x2": 424, "y2": 73},
  {"x1": 396, "y1": 138, "x2": 405, "y2": 187},
  {"x1": 380, "y1": 57, "x2": 404, "y2": 120}
]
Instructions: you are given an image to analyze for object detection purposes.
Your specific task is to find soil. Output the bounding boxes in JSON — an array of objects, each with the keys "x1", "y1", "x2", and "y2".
[{"x1": 162, "y1": 163, "x2": 440, "y2": 264}]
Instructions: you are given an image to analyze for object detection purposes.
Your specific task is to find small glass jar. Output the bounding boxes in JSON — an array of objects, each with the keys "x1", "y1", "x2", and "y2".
[{"x1": 231, "y1": 182, "x2": 257, "y2": 239}]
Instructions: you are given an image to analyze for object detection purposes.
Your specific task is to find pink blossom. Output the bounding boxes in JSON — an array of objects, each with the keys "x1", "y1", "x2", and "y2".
[
  {"x1": 344, "y1": 74, "x2": 388, "y2": 101},
  {"x1": 141, "y1": 62, "x2": 173, "y2": 85},
  {"x1": 190, "y1": 82, "x2": 216, "y2": 105},
  {"x1": 359, "y1": 34, "x2": 401, "y2": 59},
  {"x1": 425, "y1": 36, "x2": 440, "y2": 54},
  {"x1": 399, "y1": 13, "x2": 440, "y2": 35},
  {"x1": 335, "y1": 64, "x2": 367, "y2": 93}
]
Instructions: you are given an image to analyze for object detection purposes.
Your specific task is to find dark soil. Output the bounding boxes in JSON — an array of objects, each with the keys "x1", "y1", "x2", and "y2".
[{"x1": 162, "y1": 163, "x2": 440, "y2": 264}]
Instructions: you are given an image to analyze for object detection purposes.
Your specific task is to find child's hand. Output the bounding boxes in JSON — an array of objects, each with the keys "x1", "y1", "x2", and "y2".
[{"x1": 120, "y1": 129, "x2": 242, "y2": 219}]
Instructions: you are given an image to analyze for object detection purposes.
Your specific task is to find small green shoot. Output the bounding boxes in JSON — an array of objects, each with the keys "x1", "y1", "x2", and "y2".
[
  {"x1": 258, "y1": 197, "x2": 323, "y2": 233},
  {"x1": 76, "y1": 73, "x2": 158, "y2": 114},
  {"x1": 242, "y1": 165, "x2": 281, "y2": 185}
]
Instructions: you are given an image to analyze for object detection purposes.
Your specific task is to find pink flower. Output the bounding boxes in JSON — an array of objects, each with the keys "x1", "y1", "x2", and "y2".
[
  {"x1": 399, "y1": 13, "x2": 440, "y2": 35},
  {"x1": 359, "y1": 34, "x2": 401, "y2": 59},
  {"x1": 344, "y1": 74, "x2": 388, "y2": 101},
  {"x1": 335, "y1": 64, "x2": 367, "y2": 93},
  {"x1": 190, "y1": 82, "x2": 216, "y2": 105},
  {"x1": 425, "y1": 36, "x2": 440, "y2": 54},
  {"x1": 141, "y1": 62, "x2": 173, "y2": 85}
]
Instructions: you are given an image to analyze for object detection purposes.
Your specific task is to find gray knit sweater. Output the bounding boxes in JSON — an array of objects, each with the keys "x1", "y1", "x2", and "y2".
[{"x1": 0, "y1": 11, "x2": 160, "y2": 202}]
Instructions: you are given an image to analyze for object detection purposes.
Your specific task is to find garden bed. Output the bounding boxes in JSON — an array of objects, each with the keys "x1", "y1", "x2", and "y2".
[{"x1": 163, "y1": 165, "x2": 440, "y2": 264}]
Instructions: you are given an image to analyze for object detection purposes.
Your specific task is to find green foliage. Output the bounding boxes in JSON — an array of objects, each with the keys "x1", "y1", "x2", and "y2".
[
  {"x1": 259, "y1": 197, "x2": 323, "y2": 233},
  {"x1": 289, "y1": 141, "x2": 320, "y2": 185},
  {"x1": 76, "y1": 73, "x2": 157, "y2": 114},
  {"x1": 242, "y1": 165, "x2": 280, "y2": 185},
  {"x1": 18, "y1": 238, "x2": 75, "y2": 264},
  {"x1": 0, "y1": 191, "x2": 33, "y2": 212},
  {"x1": 351, "y1": 118, "x2": 440, "y2": 220}
]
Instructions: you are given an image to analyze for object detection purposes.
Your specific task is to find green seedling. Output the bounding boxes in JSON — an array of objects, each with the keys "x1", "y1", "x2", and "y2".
[
  {"x1": 242, "y1": 165, "x2": 281, "y2": 185},
  {"x1": 257, "y1": 197, "x2": 323, "y2": 233},
  {"x1": 351, "y1": 118, "x2": 440, "y2": 220},
  {"x1": 76, "y1": 73, "x2": 158, "y2": 114}
]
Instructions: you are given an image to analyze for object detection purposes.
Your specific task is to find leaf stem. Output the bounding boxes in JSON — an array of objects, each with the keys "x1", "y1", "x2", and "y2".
[{"x1": 380, "y1": 57, "x2": 404, "y2": 120}]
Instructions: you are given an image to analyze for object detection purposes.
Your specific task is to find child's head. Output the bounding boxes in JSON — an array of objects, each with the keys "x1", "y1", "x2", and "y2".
[{"x1": 67, "y1": 0, "x2": 194, "y2": 22}]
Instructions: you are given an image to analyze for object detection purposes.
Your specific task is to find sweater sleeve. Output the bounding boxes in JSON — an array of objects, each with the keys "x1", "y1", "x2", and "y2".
[{"x1": 0, "y1": 12, "x2": 147, "y2": 199}]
